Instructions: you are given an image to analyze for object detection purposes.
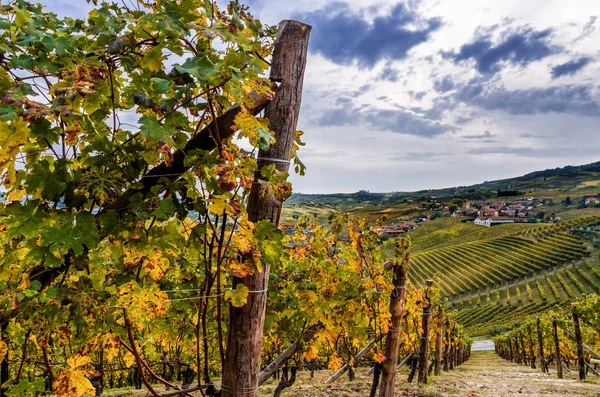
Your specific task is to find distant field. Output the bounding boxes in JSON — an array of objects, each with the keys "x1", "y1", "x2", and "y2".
[
  {"x1": 407, "y1": 217, "x2": 540, "y2": 252},
  {"x1": 280, "y1": 204, "x2": 336, "y2": 227}
]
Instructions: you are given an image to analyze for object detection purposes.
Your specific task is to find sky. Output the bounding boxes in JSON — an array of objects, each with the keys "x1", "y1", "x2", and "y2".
[{"x1": 40, "y1": 0, "x2": 600, "y2": 193}]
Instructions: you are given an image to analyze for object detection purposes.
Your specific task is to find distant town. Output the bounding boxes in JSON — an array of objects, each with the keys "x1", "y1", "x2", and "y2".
[{"x1": 365, "y1": 193, "x2": 600, "y2": 236}]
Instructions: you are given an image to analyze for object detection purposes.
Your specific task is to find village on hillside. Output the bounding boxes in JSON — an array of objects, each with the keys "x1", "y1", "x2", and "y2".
[{"x1": 363, "y1": 193, "x2": 600, "y2": 236}]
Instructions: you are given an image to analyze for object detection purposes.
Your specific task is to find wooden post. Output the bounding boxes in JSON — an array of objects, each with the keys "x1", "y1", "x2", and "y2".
[
  {"x1": 434, "y1": 307, "x2": 443, "y2": 376},
  {"x1": 552, "y1": 319, "x2": 563, "y2": 379},
  {"x1": 528, "y1": 325, "x2": 536, "y2": 369},
  {"x1": 573, "y1": 306, "x2": 586, "y2": 381},
  {"x1": 417, "y1": 281, "x2": 434, "y2": 384},
  {"x1": 378, "y1": 241, "x2": 410, "y2": 397},
  {"x1": 536, "y1": 317, "x2": 546, "y2": 373},
  {"x1": 221, "y1": 20, "x2": 311, "y2": 397},
  {"x1": 509, "y1": 337, "x2": 514, "y2": 362}
]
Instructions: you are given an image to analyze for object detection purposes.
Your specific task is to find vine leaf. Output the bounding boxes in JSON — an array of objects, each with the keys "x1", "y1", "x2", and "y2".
[{"x1": 226, "y1": 284, "x2": 249, "y2": 307}]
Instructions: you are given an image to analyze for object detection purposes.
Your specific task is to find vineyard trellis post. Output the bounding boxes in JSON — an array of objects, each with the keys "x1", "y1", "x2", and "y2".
[
  {"x1": 378, "y1": 240, "x2": 409, "y2": 397},
  {"x1": 536, "y1": 317, "x2": 546, "y2": 373},
  {"x1": 552, "y1": 319, "x2": 563, "y2": 379},
  {"x1": 572, "y1": 305, "x2": 586, "y2": 381},
  {"x1": 417, "y1": 280, "x2": 434, "y2": 384},
  {"x1": 221, "y1": 20, "x2": 311, "y2": 397}
]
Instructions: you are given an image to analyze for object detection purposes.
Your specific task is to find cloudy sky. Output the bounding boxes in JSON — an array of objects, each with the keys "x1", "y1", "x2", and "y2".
[{"x1": 42, "y1": 0, "x2": 600, "y2": 193}]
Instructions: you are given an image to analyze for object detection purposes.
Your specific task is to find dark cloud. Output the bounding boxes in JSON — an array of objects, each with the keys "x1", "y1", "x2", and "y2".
[
  {"x1": 316, "y1": 103, "x2": 454, "y2": 137},
  {"x1": 409, "y1": 91, "x2": 427, "y2": 101},
  {"x1": 455, "y1": 80, "x2": 600, "y2": 117},
  {"x1": 444, "y1": 26, "x2": 560, "y2": 74},
  {"x1": 379, "y1": 63, "x2": 400, "y2": 82},
  {"x1": 433, "y1": 75, "x2": 455, "y2": 92},
  {"x1": 295, "y1": 2, "x2": 441, "y2": 67},
  {"x1": 551, "y1": 57, "x2": 592, "y2": 79}
]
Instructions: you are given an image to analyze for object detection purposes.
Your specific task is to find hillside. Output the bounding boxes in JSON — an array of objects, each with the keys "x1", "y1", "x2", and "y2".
[{"x1": 283, "y1": 161, "x2": 600, "y2": 225}]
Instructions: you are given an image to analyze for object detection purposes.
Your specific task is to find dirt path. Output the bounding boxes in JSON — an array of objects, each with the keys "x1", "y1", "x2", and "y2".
[
  {"x1": 411, "y1": 350, "x2": 600, "y2": 397},
  {"x1": 258, "y1": 350, "x2": 599, "y2": 396}
]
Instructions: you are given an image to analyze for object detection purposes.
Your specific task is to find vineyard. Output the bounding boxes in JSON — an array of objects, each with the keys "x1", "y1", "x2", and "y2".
[
  {"x1": 0, "y1": 2, "x2": 476, "y2": 397},
  {"x1": 1, "y1": 1, "x2": 600, "y2": 397},
  {"x1": 409, "y1": 216, "x2": 600, "y2": 298}
]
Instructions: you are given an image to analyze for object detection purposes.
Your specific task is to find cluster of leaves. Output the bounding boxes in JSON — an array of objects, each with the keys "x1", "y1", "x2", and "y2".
[
  {"x1": 0, "y1": 0, "x2": 292, "y2": 395},
  {"x1": 263, "y1": 214, "x2": 470, "y2": 373}
]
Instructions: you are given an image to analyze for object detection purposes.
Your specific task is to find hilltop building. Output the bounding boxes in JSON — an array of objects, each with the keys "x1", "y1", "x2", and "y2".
[{"x1": 474, "y1": 216, "x2": 516, "y2": 227}]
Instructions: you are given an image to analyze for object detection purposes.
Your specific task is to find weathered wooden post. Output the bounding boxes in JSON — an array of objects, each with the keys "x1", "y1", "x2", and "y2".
[
  {"x1": 552, "y1": 319, "x2": 563, "y2": 379},
  {"x1": 536, "y1": 317, "x2": 546, "y2": 373},
  {"x1": 417, "y1": 280, "x2": 434, "y2": 384},
  {"x1": 378, "y1": 240, "x2": 410, "y2": 397},
  {"x1": 514, "y1": 337, "x2": 521, "y2": 364},
  {"x1": 434, "y1": 307, "x2": 443, "y2": 376},
  {"x1": 509, "y1": 337, "x2": 514, "y2": 362},
  {"x1": 572, "y1": 305, "x2": 586, "y2": 381},
  {"x1": 221, "y1": 20, "x2": 311, "y2": 397}
]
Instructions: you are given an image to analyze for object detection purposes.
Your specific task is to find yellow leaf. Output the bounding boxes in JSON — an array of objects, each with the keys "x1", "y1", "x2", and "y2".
[
  {"x1": 54, "y1": 354, "x2": 95, "y2": 397},
  {"x1": 0, "y1": 341, "x2": 7, "y2": 362},
  {"x1": 67, "y1": 354, "x2": 91, "y2": 369},
  {"x1": 13, "y1": 5, "x2": 31, "y2": 28},
  {"x1": 54, "y1": 368, "x2": 95, "y2": 397},
  {"x1": 140, "y1": 46, "x2": 164, "y2": 72},
  {"x1": 123, "y1": 351, "x2": 136, "y2": 368},
  {"x1": 327, "y1": 354, "x2": 343, "y2": 371},
  {"x1": 303, "y1": 345, "x2": 319, "y2": 362},
  {"x1": 373, "y1": 350, "x2": 386, "y2": 364}
]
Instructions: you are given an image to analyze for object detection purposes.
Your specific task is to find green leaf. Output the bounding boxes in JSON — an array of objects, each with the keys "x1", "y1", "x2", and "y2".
[
  {"x1": 257, "y1": 127, "x2": 273, "y2": 151},
  {"x1": 175, "y1": 56, "x2": 221, "y2": 83},
  {"x1": 2, "y1": 201, "x2": 45, "y2": 239},
  {"x1": 30, "y1": 280, "x2": 42, "y2": 291},
  {"x1": 255, "y1": 220, "x2": 284, "y2": 266},
  {"x1": 139, "y1": 115, "x2": 173, "y2": 144},
  {"x1": 151, "y1": 78, "x2": 171, "y2": 93},
  {"x1": 152, "y1": 198, "x2": 176, "y2": 220},
  {"x1": 226, "y1": 284, "x2": 249, "y2": 308},
  {"x1": 39, "y1": 212, "x2": 99, "y2": 257}
]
